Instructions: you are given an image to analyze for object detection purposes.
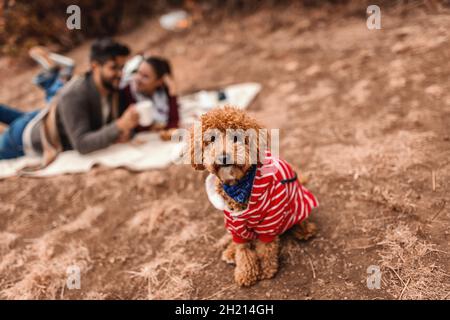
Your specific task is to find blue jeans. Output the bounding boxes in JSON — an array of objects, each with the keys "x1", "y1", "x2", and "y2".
[
  {"x1": 33, "y1": 67, "x2": 72, "y2": 103},
  {"x1": 0, "y1": 105, "x2": 39, "y2": 159}
]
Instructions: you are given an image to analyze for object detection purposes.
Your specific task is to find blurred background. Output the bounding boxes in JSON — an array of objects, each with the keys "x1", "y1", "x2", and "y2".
[
  {"x1": 0, "y1": 0, "x2": 449, "y2": 300},
  {"x1": 1, "y1": 0, "x2": 447, "y2": 57}
]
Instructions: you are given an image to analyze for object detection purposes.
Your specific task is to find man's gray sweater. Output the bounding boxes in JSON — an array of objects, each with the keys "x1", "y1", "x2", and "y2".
[{"x1": 30, "y1": 72, "x2": 122, "y2": 155}]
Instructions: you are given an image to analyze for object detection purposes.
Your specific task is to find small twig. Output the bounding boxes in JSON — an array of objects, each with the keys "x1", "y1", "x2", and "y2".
[
  {"x1": 424, "y1": 248, "x2": 449, "y2": 255},
  {"x1": 431, "y1": 170, "x2": 436, "y2": 191},
  {"x1": 202, "y1": 284, "x2": 234, "y2": 300},
  {"x1": 363, "y1": 217, "x2": 394, "y2": 222},
  {"x1": 385, "y1": 266, "x2": 405, "y2": 287},
  {"x1": 398, "y1": 278, "x2": 411, "y2": 300},
  {"x1": 346, "y1": 242, "x2": 381, "y2": 251},
  {"x1": 307, "y1": 256, "x2": 316, "y2": 279},
  {"x1": 59, "y1": 281, "x2": 65, "y2": 299},
  {"x1": 429, "y1": 201, "x2": 446, "y2": 222}
]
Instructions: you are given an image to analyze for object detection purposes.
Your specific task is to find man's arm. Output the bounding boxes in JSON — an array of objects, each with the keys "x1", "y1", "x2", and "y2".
[{"x1": 58, "y1": 92, "x2": 120, "y2": 154}]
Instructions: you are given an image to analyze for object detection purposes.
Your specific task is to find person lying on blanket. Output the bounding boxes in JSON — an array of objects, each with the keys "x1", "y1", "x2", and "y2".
[
  {"x1": 0, "y1": 38, "x2": 139, "y2": 161},
  {"x1": 120, "y1": 55, "x2": 180, "y2": 140},
  {"x1": 29, "y1": 47, "x2": 180, "y2": 138}
]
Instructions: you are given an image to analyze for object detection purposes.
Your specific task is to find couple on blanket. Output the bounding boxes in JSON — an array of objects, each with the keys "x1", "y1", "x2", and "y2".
[{"x1": 0, "y1": 38, "x2": 180, "y2": 161}]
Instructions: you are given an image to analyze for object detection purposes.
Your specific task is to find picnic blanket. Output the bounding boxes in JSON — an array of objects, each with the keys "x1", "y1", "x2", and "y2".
[{"x1": 0, "y1": 82, "x2": 261, "y2": 179}]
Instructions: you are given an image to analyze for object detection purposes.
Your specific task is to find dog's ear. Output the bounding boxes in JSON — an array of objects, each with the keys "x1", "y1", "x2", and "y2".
[{"x1": 189, "y1": 123, "x2": 205, "y2": 170}]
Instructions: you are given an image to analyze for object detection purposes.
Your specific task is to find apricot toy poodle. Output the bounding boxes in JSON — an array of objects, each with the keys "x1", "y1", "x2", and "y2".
[{"x1": 188, "y1": 106, "x2": 319, "y2": 286}]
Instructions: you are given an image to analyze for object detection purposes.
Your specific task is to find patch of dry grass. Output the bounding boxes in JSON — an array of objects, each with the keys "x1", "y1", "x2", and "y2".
[
  {"x1": 1, "y1": 242, "x2": 91, "y2": 299},
  {"x1": 126, "y1": 198, "x2": 212, "y2": 299},
  {"x1": 0, "y1": 206, "x2": 102, "y2": 299},
  {"x1": 379, "y1": 224, "x2": 450, "y2": 299}
]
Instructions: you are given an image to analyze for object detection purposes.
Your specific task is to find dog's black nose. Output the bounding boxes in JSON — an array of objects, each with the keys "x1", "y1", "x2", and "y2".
[{"x1": 217, "y1": 154, "x2": 231, "y2": 166}]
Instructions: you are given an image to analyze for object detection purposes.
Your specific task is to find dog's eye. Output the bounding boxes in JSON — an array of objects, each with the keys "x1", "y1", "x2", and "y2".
[
  {"x1": 233, "y1": 136, "x2": 238, "y2": 143},
  {"x1": 210, "y1": 136, "x2": 215, "y2": 143}
]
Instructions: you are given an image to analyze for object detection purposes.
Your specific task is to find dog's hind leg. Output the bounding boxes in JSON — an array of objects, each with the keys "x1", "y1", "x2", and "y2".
[
  {"x1": 291, "y1": 165, "x2": 309, "y2": 185},
  {"x1": 291, "y1": 220, "x2": 317, "y2": 241}
]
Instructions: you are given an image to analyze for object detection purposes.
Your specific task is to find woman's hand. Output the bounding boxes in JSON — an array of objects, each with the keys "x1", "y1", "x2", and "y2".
[{"x1": 116, "y1": 105, "x2": 139, "y2": 133}]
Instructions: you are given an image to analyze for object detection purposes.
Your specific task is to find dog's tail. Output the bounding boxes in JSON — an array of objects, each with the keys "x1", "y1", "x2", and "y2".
[{"x1": 290, "y1": 166, "x2": 309, "y2": 185}]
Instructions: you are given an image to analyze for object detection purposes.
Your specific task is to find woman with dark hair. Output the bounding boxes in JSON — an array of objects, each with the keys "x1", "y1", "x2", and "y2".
[{"x1": 120, "y1": 55, "x2": 179, "y2": 136}]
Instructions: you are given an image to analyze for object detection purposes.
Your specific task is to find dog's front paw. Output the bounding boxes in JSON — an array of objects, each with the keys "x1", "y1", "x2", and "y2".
[
  {"x1": 255, "y1": 238, "x2": 279, "y2": 280},
  {"x1": 221, "y1": 241, "x2": 236, "y2": 265},
  {"x1": 234, "y1": 245, "x2": 260, "y2": 287}
]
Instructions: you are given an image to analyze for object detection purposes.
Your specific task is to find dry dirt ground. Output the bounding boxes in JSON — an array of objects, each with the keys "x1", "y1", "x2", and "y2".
[{"x1": 0, "y1": 5, "x2": 449, "y2": 300}]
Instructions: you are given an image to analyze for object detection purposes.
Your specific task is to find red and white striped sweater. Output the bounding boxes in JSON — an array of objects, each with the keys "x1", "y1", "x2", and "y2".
[{"x1": 205, "y1": 151, "x2": 319, "y2": 244}]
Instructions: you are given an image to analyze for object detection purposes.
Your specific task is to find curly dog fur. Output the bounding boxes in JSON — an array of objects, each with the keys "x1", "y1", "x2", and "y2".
[{"x1": 190, "y1": 106, "x2": 317, "y2": 286}]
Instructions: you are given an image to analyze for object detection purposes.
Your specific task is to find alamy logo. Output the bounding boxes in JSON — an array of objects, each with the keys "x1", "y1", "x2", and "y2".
[
  {"x1": 366, "y1": 5, "x2": 381, "y2": 30},
  {"x1": 367, "y1": 265, "x2": 381, "y2": 289},
  {"x1": 66, "y1": 265, "x2": 81, "y2": 290},
  {"x1": 66, "y1": 5, "x2": 81, "y2": 30}
]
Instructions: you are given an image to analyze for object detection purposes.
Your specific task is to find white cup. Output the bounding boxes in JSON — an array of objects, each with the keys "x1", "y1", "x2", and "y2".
[{"x1": 135, "y1": 100, "x2": 154, "y2": 127}]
